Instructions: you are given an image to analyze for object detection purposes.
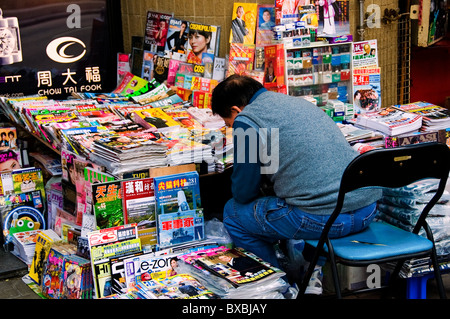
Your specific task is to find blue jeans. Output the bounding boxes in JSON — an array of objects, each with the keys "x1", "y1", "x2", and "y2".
[{"x1": 223, "y1": 196, "x2": 378, "y2": 269}]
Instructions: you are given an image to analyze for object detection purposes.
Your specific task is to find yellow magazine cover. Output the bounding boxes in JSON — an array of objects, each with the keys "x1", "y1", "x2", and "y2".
[
  {"x1": 134, "y1": 107, "x2": 181, "y2": 132},
  {"x1": 229, "y1": 3, "x2": 258, "y2": 45},
  {"x1": 29, "y1": 230, "x2": 60, "y2": 285}
]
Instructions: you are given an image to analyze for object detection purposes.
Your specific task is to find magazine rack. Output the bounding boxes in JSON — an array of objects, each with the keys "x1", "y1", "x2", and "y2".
[{"x1": 298, "y1": 142, "x2": 450, "y2": 299}]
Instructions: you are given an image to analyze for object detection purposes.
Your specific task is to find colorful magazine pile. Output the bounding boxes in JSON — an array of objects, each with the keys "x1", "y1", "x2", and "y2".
[
  {"x1": 178, "y1": 246, "x2": 287, "y2": 299},
  {"x1": 135, "y1": 273, "x2": 220, "y2": 299},
  {"x1": 393, "y1": 101, "x2": 450, "y2": 132}
]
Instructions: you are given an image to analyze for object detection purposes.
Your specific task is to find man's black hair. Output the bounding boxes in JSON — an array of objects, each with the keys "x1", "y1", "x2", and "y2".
[{"x1": 211, "y1": 74, "x2": 263, "y2": 118}]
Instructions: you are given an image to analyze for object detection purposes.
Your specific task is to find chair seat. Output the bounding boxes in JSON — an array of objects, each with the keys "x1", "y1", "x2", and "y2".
[{"x1": 305, "y1": 221, "x2": 433, "y2": 262}]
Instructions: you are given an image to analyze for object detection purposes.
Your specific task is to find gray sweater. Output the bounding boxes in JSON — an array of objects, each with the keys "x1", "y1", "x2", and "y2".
[{"x1": 236, "y1": 89, "x2": 382, "y2": 215}]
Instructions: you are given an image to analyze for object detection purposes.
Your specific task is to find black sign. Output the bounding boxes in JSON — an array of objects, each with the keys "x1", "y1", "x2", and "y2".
[{"x1": 0, "y1": 1, "x2": 123, "y2": 99}]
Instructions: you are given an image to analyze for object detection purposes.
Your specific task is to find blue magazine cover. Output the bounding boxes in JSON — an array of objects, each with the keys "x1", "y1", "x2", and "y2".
[{"x1": 153, "y1": 171, "x2": 204, "y2": 248}]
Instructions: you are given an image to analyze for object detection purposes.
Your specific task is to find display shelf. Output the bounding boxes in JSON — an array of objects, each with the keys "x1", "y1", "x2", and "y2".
[{"x1": 284, "y1": 41, "x2": 353, "y2": 107}]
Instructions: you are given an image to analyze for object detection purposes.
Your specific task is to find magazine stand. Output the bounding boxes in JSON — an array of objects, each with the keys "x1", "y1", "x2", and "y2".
[{"x1": 298, "y1": 142, "x2": 450, "y2": 299}]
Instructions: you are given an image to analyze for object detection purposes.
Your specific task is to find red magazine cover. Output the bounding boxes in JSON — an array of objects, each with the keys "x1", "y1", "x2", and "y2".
[
  {"x1": 227, "y1": 43, "x2": 255, "y2": 77},
  {"x1": 263, "y1": 43, "x2": 286, "y2": 92}
]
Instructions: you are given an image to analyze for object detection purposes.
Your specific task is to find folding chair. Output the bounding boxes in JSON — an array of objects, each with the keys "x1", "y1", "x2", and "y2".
[{"x1": 298, "y1": 142, "x2": 450, "y2": 299}]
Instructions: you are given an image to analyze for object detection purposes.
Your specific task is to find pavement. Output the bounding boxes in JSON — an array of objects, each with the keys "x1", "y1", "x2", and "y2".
[{"x1": 1, "y1": 248, "x2": 450, "y2": 300}]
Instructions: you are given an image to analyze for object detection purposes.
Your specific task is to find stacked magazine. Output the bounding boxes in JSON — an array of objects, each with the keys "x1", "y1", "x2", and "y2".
[
  {"x1": 355, "y1": 107, "x2": 422, "y2": 136},
  {"x1": 177, "y1": 246, "x2": 288, "y2": 299},
  {"x1": 89, "y1": 130, "x2": 169, "y2": 176},
  {"x1": 11, "y1": 229, "x2": 42, "y2": 266},
  {"x1": 393, "y1": 101, "x2": 450, "y2": 132}
]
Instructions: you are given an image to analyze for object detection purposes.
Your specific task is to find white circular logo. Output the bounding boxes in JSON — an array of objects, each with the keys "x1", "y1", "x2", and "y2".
[{"x1": 46, "y1": 36, "x2": 86, "y2": 63}]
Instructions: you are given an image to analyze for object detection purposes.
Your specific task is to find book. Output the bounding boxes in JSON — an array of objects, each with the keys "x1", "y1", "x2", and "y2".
[
  {"x1": 91, "y1": 180, "x2": 125, "y2": 230},
  {"x1": 230, "y1": 2, "x2": 258, "y2": 44},
  {"x1": 153, "y1": 171, "x2": 205, "y2": 249},
  {"x1": 122, "y1": 177, "x2": 157, "y2": 252},
  {"x1": 143, "y1": 10, "x2": 173, "y2": 53},
  {"x1": 87, "y1": 224, "x2": 141, "y2": 298},
  {"x1": 355, "y1": 107, "x2": 423, "y2": 136},
  {"x1": 186, "y1": 22, "x2": 221, "y2": 64},
  {"x1": 83, "y1": 166, "x2": 115, "y2": 218},
  {"x1": 255, "y1": 4, "x2": 276, "y2": 46},
  {"x1": 133, "y1": 107, "x2": 181, "y2": 133},
  {"x1": 336, "y1": 123, "x2": 381, "y2": 142},
  {"x1": 263, "y1": 43, "x2": 286, "y2": 91},
  {"x1": 227, "y1": 43, "x2": 256, "y2": 77}
]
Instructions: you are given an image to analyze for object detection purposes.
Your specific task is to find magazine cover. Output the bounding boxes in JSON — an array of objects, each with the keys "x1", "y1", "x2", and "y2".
[
  {"x1": 153, "y1": 171, "x2": 204, "y2": 249},
  {"x1": 255, "y1": 4, "x2": 276, "y2": 46},
  {"x1": 28, "y1": 229, "x2": 61, "y2": 285},
  {"x1": 186, "y1": 22, "x2": 221, "y2": 65},
  {"x1": 133, "y1": 251, "x2": 181, "y2": 283},
  {"x1": 143, "y1": 10, "x2": 174, "y2": 53},
  {"x1": 87, "y1": 224, "x2": 140, "y2": 298},
  {"x1": 275, "y1": 0, "x2": 300, "y2": 24},
  {"x1": 315, "y1": 0, "x2": 350, "y2": 37},
  {"x1": 192, "y1": 247, "x2": 284, "y2": 288},
  {"x1": 230, "y1": 3, "x2": 258, "y2": 44},
  {"x1": 141, "y1": 50, "x2": 155, "y2": 81},
  {"x1": 109, "y1": 251, "x2": 144, "y2": 295},
  {"x1": 227, "y1": 43, "x2": 256, "y2": 77},
  {"x1": 112, "y1": 72, "x2": 151, "y2": 97},
  {"x1": 91, "y1": 180, "x2": 124, "y2": 230},
  {"x1": 61, "y1": 148, "x2": 82, "y2": 217},
  {"x1": 152, "y1": 55, "x2": 171, "y2": 85},
  {"x1": 137, "y1": 273, "x2": 220, "y2": 299},
  {"x1": 352, "y1": 39, "x2": 378, "y2": 69},
  {"x1": 41, "y1": 242, "x2": 78, "y2": 299},
  {"x1": 165, "y1": 18, "x2": 190, "y2": 60},
  {"x1": 122, "y1": 177, "x2": 157, "y2": 251},
  {"x1": 133, "y1": 107, "x2": 181, "y2": 133},
  {"x1": 352, "y1": 67, "x2": 381, "y2": 114},
  {"x1": 264, "y1": 43, "x2": 286, "y2": 91}
]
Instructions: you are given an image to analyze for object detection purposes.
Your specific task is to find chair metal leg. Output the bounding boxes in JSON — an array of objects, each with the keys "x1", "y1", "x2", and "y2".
[
  {"x1": 423, "y1": 222, "x2": 447, "y2": 299},
  {"x1": 326, "y1": 237, "x2": 341, "y2": 298}
]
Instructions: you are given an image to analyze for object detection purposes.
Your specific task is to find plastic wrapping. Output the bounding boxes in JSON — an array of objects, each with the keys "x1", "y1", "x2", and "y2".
[{"x1": 204, "y1": 218, "x2": 233, "y2": 247}]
